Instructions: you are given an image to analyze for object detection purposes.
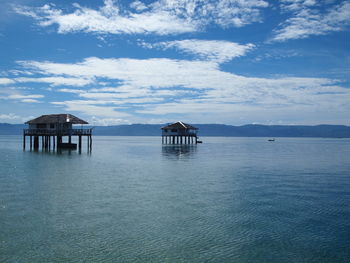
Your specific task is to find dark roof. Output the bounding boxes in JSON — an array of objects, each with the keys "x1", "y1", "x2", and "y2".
[
  {"x1": 161, "y1": 121, "x2": 198, "y2": 130},
  {"x1": 25, "y1": 114, "x2": 88, "y2": 124}
]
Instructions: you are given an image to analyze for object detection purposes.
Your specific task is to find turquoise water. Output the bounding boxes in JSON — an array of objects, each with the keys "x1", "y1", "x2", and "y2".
[{"x1": 0, "y1": 136, "x2": 350, "y2": 262}]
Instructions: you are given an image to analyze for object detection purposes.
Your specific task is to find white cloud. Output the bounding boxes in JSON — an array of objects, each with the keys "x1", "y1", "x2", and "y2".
[
  {"x1": 15, "y1": 56, "x2": 350, "y2": 124},
  {"x1": 273, "y1": 1, "x2": 350, "y2": 41},
  {"x1": 0, "y1": 91, "x2": 44, "y2": 103},
  {"x1": 14, "y1": 0, "x2": 268, "y2": 35},
  {"x1": 279, "y1": 0, "x2": 317, "y2": 12},
  {"x1": 152, "y1": 0, "x2": 269, "y2": 28},
  {"x1": 141, "y1": 39, "x2": 254, "y2": 62},
  {"x1": 7, "y1": 94, "x2": 44, "y2": 103},
  {"x1": 0, "y1": 113, "x2": 35, "y2": 123},
  {"x1": 14, "y1": 0, "x2": 196, "y2": 35},
  {"x1": 52, "y1": 100, "x2": 130, "y2": 118},
  {"x1": 7, "y1": 94, "x2": 44, "y2": 99},
  {"x1": 0, "y1": 113, "x2": 21, "y2": 121},
  {"x1": 0, "y1": 78, "x2": 15, "y2": 85},
  {"x1": 20, "y1": 99, "x2": 41, "y2": 103},
  {"x1": 130, "y1": 0, "x2": 148, "y2": 12},
  {"x1": 15, "y1": 76, "x2": 93, "y2": 86}
]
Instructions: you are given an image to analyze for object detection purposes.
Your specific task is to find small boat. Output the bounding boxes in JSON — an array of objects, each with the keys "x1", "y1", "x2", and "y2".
[
  {"x1": 196, "y1": 140, "x2": 203, "y2": 143},
  {"x1": 268, "y1": 138, "x2": 275, "y2": 142}
]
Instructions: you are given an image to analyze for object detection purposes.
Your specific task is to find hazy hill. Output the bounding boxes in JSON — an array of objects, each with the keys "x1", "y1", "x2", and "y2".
[{"x1": 1, "y1": 123, "x2": 350, "y2": 137}]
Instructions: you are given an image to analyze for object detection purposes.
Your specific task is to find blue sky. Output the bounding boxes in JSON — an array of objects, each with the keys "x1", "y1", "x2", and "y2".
[{"x1": 0, "y1": 0, "x2": 349, "y2": 125}]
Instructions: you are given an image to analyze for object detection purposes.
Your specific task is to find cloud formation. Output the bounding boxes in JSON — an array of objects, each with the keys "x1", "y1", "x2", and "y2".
[
  {"x1": 0, "y1": 78, "x2": 15, "y2": 85},
  {"x1": 11, "y1": 56, "x2": 349, "y2": 123},
  {"x1": 14, "y1": 0, "x2": 268, "y2": 35},
  {"x1": 272, "y1": 0, "x2": 350, "y2": 41},
  {"x1": 140, "y1": 39, "x2": 255, "y2": 62},
  {"x1": 15, "y1": 76, "x2": 93, "y2": 87}
]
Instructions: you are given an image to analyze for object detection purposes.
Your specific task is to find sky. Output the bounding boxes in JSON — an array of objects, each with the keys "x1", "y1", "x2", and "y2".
[{"x1": 0, "y1": 0, "x2": 349, "y2": 126}]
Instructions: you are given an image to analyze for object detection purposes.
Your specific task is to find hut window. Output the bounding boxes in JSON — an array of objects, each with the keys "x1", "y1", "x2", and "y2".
[
  {"x1": 50, "y1": 124, "x2": 55, "y2": 129},
  {"x1": 171, "y1": 129, "x2": 177, "y2": 132},
  {"x1": 164, "y1": 129, "x2": 168, "y2": 132},
  {"x1": 37, "y1": 124, "x2": 46, "y2": 129}
]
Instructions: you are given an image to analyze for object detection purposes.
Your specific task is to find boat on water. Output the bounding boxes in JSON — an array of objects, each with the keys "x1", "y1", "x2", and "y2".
[{"x1": 268, "y1": 138, "x2": 275, "y2": 142}]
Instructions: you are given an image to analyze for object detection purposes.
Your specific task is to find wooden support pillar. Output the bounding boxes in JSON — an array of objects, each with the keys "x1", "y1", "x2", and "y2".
[
  {"x1": 180, "y1": 136, "x2": 183, "y2": 144},
  {"x1": 57, "y1": 136, "x2": 60, "y2": 148},
  {"x1": 53, "y1": 136, "x2": 55, "y2": 149},
  {"x1": 78, "y1": 135, "x2": 82, "y2": 151},
  {"x1": 34, "y1": 136, "x2": 39, "y2": 149},
  {"x1": 23, "y1": 133, "x2": 26, "y2": 150},
  {"x1": 30, "y1": 136, "x2": 32, "y2": 149},
  {"x1": 68, "y1": 136, "x2": 71, "y2": 144}
]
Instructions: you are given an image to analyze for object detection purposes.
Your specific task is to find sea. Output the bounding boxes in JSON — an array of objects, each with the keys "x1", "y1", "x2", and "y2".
[{"x1": 0, "y1": 135, "x2": 350, "y2": 263}]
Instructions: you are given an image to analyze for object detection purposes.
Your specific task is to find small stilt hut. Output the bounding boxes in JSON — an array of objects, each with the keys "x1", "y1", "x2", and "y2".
[
  {"x1": 23, "y1": 114, "x2": 92, "y2": 151},
  {"x1": 161, "y1": 121, "x2": 199, "y2": 144}
]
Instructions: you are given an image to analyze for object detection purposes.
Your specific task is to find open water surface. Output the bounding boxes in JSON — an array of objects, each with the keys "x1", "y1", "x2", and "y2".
[{"x1": 0, "y1": 136, "x2": 350, "y2": 262}]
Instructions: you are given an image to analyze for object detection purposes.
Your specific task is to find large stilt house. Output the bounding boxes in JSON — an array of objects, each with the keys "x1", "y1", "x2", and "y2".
[
  {"x1": 161, "y1": 121, "x2": 199, "y2": 144},
  {"x1": 23, "y1": 114, "x2": 92, "y2": 151}
]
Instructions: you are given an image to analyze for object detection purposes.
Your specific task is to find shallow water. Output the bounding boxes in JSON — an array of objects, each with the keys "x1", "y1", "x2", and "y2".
[{"x1": 0, "y1": 136, "x2": 350, "y2": 262}]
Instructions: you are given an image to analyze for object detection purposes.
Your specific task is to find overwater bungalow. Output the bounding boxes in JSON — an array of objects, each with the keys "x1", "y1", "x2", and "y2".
[
  {"x1": 161, "y1": 121, "x2": 199, "y2": 144},
  {"x1": 23, "y1": 114, "x2": 92, "y2": 151}
]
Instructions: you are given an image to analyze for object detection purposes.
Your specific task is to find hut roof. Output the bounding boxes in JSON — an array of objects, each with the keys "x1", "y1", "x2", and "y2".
[
  {"x1": 161, "y1": 121, "x2": 198, "y2": 130},
  {"x1": 25, "y1": 114, "x2": 88, "y2": 124}
]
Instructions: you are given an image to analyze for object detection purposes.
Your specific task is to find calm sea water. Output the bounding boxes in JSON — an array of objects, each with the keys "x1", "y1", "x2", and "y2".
[{"x1": 0, "y1": 136, "x2": 350, "y2": 263}]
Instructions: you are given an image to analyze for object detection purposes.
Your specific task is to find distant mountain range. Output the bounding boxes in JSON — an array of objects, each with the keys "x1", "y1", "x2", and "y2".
[{"x1": 1, "y1": 123, "x2": 350, "y2": 138}]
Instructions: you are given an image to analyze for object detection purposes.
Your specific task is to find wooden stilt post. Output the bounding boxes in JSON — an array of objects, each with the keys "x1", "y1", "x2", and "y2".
[
  {"x1": 78, "y1": 135, "x2": 82, "y2": 151},
  {"x1": 34, "y1": 136, "x2": 39, "y2": 149},
  {"x1": 23, "y1": 132, "x2": 26, "y2": 150},
  {"x1": 57, "y1": 136, "x2": 60, "y2": 148},
  {"x1": 30, "y1": 136, "x2": 32, "y2": 150}
]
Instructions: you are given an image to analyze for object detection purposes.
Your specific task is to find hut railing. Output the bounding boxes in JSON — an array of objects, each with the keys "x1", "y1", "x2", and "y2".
[
  {"x1": 162, "y1": 131, "x2": 197, "y2": 136},
  {"x1": 24, "y1": 128, "x2": 93, "y2": 136}
]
